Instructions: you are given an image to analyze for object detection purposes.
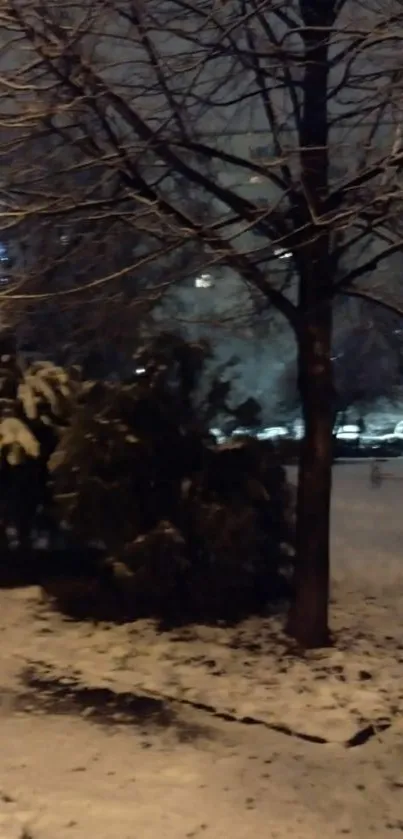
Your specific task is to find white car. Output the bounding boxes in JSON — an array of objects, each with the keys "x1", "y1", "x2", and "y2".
[
  {"x1": 335, "y1": 424, "x2": 360, "y2": 441},
  {"x1": 257, "y1": 427, "x2": 289, "y2": 440}
]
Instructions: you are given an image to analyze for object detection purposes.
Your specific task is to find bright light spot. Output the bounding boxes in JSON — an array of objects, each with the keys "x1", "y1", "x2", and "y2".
[
  {"x1": 336, "y1": 424, "x2": 360, "y2": 440},
  {"x1": 135, "y1": 367, "x2": 146, "y2": 374},
  {"x1": 257, "y1": 426, "x2": 288, "y2": 440},
  {"x1": 210, "y1": 427, "x2": 227, "y2": 443},
  {"x1": 195, "y1": 273, "x2": 214, "y2": 288},
  {"x1": 293, "y1": 420, "x2": 304, "y2": 439},
  {"x1": 232, "y1": 427, "x2": 254, "y2": 438},
  {"x1": 274, "y1": 247, "x2": 292, "y2": 259},
  {"x1": 394, "y1": 420, "x2": 403, "y2": 439}
]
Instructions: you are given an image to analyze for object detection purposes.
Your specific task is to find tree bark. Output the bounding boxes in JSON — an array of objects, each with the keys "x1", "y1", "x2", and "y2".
[
  {"x1": 286, "y1": 301, "x2": 334, "y2": 647},
  {"x1": 285, "y1": 0, "x2": 337, "y2": 647}
]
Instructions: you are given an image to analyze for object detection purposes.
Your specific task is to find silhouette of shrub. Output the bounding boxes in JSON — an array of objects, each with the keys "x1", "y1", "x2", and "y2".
[{"x1": 48, "y1": 334, "x2": 295, "y2": 622}]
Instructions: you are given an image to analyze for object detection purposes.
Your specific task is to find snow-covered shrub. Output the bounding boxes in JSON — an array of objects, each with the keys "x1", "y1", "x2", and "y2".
[
  {"x1": 0, "y1": 333, "x2": 80, "y2": 548},
  {"x1": 0, "y1": 417, "x2": 39, "y2": 465},
  {"x1": 49, "y1": 333, "x2": 295, "y2": 622},
  {"x1": 17, "y1": 360, "x2": 77, "y2": 424}
]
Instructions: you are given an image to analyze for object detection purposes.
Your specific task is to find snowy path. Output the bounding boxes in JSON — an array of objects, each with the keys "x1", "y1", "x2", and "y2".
[{"x1": 1, "y1": 691, "x2": 403, "y2": 839}]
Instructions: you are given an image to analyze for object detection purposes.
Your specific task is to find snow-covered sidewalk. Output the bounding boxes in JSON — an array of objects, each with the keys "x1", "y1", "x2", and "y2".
[{"x1": 1, "y1": 672, "x2": 403, "y2": 839}]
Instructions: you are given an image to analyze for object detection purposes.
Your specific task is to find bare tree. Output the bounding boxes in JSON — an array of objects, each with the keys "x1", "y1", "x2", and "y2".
[
  {"x1": 277, "y1": 298, "x2": 403, "y2": 427},
  {"x1": 0, "y1": 126, "x2": 197, "y2": 368},
  {"x1": 1, "y1": 0, "x2": 403, "y2": 644},
  {"x1": 332, "y1": 299, "x2": 403, "y2": 421}
]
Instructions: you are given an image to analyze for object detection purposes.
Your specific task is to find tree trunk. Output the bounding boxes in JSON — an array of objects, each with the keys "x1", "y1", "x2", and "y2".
[
  {"x1": 285, "y1": 0, "x2": 337, "y2": 647},
  {"x1": 286, "y1": 302, "x2": 334, "y2": 647}
]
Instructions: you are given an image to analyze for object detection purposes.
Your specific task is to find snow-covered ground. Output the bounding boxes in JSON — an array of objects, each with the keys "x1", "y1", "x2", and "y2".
[
  {"x1": 327, "y1": 461, "x2": 403, "y2": 588},
  {"x1": 0, "y1": 462, "x2": 403, "y2": 838}
]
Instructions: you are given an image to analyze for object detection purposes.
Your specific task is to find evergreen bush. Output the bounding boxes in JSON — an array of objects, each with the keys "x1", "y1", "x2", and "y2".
[{"x1": 49, "y1": 333, "x2": 295, "y2": 622}]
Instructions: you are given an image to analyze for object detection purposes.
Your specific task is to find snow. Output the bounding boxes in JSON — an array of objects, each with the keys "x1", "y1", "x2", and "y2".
[
  {"x1": 0, "y1": 461, "x2": 403, "y2": 837},
  {"x1": 329, "y1": 461, "x2": 403, "y2": 588}
]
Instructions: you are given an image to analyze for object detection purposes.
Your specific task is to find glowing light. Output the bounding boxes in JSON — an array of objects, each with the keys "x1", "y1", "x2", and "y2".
[
  {"x1": 336, "y1": 424, "x2": 360, "y2": 440},
  {"x1": 195, "y1": 273, "x2": 213, "y2": 288},
  {"x1": 257, "y1": 427, "x2": 288, "y2": 440},
  {"x1": 274, "y1": 247, "x2": 292, "y2": 259}
]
